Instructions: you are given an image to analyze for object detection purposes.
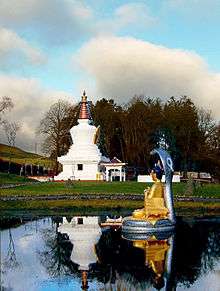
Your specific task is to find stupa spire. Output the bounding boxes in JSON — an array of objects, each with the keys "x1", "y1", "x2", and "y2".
[
  {"x1": 79, "y1": 90, "x2": 89, "y2": 119},
  {"x1": 81, "y1": 271, "x2": 89, "y2": 290}
]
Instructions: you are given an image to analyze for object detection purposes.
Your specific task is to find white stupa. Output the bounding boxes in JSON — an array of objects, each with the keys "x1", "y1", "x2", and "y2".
[{"x1": 54, "y1": 92, "x2": 105, "y2": 181}]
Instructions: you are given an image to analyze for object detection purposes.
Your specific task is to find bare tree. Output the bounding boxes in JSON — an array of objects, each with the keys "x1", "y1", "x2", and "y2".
[
  {"x1": 0, "y1": 96, "x2": 13, "y2": 125},
  {"x1": 198, "y1": 109, "x2": 216, "y2": 143},
  {"x1": 3, "y1": 229, "x2": 20, "y2": 270},
  {"x1": 38, "y1": 100, "x2": 78, "y2": 174},
  {"x1": 3, "y1": 121, "x2": 20, "y2": 173},
  {"x1": 3, "y1": 121, "x2": 20, "y2": 147}
]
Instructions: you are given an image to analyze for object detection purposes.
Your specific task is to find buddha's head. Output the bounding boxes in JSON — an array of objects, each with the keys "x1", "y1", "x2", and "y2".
[
  {"x1": 153, "y1": 274, "x2": 164, "y2": 290},
  {"x1": 151, "y1": 160, "x2": 163, "y2": 181},
  {"x1": 150, "y1": 149, "x2": 174, "y2": 181}
]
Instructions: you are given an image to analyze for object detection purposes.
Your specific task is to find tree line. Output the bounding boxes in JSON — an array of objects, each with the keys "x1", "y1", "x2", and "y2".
[{"x1": 38, "y1": 96, "x2": 220, "y2": 179}]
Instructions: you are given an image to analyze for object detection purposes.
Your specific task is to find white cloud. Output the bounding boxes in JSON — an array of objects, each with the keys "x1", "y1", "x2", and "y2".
[
  {"x1": 0, "y1": 1, "x2": 156, "y2": 44},
  {"x1": 0, "y1": 75, "x2": 73, "y2": 152},
  {"x1": 0, "y1": 27, "x2": 46, "y2": 66},
  {"x1": 115, "y1": 3, "x2": 156, "y2": 27},
  {"x1": 95, "y1": 3, "x2": 157, "y2": 36},
  {"x1": 75, "y1": 36, "x2": 220, "y2": 119},
  {"x1": 0, "y1": 0, "x2": 93, "y2": 44}
]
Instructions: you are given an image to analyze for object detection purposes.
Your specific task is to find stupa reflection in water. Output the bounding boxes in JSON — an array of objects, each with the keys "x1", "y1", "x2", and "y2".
[{"x1": 58, "y1": 216, "x2": 102, "y2": 290}]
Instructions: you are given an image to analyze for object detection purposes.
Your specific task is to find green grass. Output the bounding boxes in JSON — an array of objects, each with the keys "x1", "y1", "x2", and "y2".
[
  {"x1": 0, "y1": 181, "x2": 147, "y2": 196},
  {"x1": 0, "y1": 172, "x2": 37, "y2": 185},
  {"x1": 1, "y1": 180, "x2": 220, "y2": 198},
  {"x1": 175, "y1": 201, "x2": 220, "y2": 216},
  {"x1": 0, "y1": 199, "x2": 143, "y2": 210},
  {"x1": 1, "y1": 177, "x2": 220, "y2": 214},
  {"x1": 172, "y1": 182, "x2": 220, "y2": 198},
  {"x1": 0, "y1": 143, "x2": 52, "y2": 167}
]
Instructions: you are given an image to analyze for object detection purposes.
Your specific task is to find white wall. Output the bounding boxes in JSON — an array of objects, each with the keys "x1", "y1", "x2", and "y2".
[
  {"x1": 137, "y1": 175, "x2": 180, "y2": 183},
  {"x1": 73, "y1": 163, "x2": 99, "y2": 180},
  {"x1": 54, "y1": 162, "x2": 100, "y2": 180},
  {"x1": 70, "y1": 216, "x2": 99, "y2": 225}
]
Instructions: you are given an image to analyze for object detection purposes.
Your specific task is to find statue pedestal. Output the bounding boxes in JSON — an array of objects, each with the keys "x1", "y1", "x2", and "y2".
[{"x1": 122, "y1": 217, "x2": 175, "y2": 240}]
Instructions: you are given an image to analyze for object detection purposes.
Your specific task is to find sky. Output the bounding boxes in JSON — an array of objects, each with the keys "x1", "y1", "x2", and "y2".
[{"x1": 0, "y1": 0, "x2": 220, "y2": 152}]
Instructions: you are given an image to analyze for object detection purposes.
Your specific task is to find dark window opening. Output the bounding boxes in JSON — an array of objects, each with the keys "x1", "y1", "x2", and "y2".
[
  {"x1": 77, "y1": 218, "x2": 83, "y2": 224},
  {"x1": 78, "y1": 164, "x2": 83, "y2": 171}
]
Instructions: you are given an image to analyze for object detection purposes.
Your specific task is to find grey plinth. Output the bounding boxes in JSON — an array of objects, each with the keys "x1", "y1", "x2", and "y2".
[{"x1": 122, "y1": 216, "x2": 175, "y2": 240}]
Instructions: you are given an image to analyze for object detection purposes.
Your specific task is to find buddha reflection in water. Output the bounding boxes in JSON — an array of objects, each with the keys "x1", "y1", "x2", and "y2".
[
  {"x1": 132, "y1": 235, "x2": 171, "y2": 290},
  {"x1": 133, "y1": 160, "x2": 169, "y2": 223}
]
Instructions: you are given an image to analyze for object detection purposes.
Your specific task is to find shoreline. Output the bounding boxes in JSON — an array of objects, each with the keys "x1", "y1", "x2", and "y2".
[
  {"x1": 0, "y1": 193, "x2": 220, "y2": 203},
  {"x1": 1, "y1": 193, "x2": 220, "y2": 202},
  {"x1": 1, "y1": 196, "x2": 220, "y2": 217}
]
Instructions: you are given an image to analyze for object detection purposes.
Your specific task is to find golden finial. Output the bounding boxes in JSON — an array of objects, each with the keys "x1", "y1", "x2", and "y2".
[{"x1": 82, "y1": 90, "x2": 87, "y2": 102}]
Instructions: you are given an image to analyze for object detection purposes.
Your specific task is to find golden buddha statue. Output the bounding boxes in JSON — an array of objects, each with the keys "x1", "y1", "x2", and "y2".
[{"x1": 132, "y1": 160, "x2": 169, "y2": 224}]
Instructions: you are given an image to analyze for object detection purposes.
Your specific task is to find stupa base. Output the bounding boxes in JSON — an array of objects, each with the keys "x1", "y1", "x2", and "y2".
[{"x1": 122, "y1": 216, "x2": 175, "y2": 240}]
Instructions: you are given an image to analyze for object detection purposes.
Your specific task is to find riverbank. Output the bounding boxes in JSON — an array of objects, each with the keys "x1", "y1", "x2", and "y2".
[
  {"x1": 1, "y1": 198, "x2": 220, "y2": 217},
  {"x1": 1, "y1": 191, "x2": 220, "y2": 215}
]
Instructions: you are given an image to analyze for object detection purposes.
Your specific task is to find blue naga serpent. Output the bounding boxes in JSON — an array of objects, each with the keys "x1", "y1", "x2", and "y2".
[{"x1": 151, "y1": 148, "x2": 176, "y2": 223}]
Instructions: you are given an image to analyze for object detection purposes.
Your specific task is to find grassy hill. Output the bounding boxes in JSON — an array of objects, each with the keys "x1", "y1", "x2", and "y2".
[{"x1": 0, "y1": 143, "x2": 52, "y2": 167}]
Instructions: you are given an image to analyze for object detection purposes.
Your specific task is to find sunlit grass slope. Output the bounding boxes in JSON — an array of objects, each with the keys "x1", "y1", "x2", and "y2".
[{"x1": 0, "y1": 143, "x2": 52, "y2": 167}]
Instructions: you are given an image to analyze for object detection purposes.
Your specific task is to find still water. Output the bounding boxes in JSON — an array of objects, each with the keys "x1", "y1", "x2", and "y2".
[{"x1": 0, "y1": 213, "x2": 220, "y2": 291}]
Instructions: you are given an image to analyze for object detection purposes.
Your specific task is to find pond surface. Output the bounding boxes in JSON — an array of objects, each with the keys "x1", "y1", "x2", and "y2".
[{"x1": 0, "y1": 213, "x2": 220, "y2": 291}]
